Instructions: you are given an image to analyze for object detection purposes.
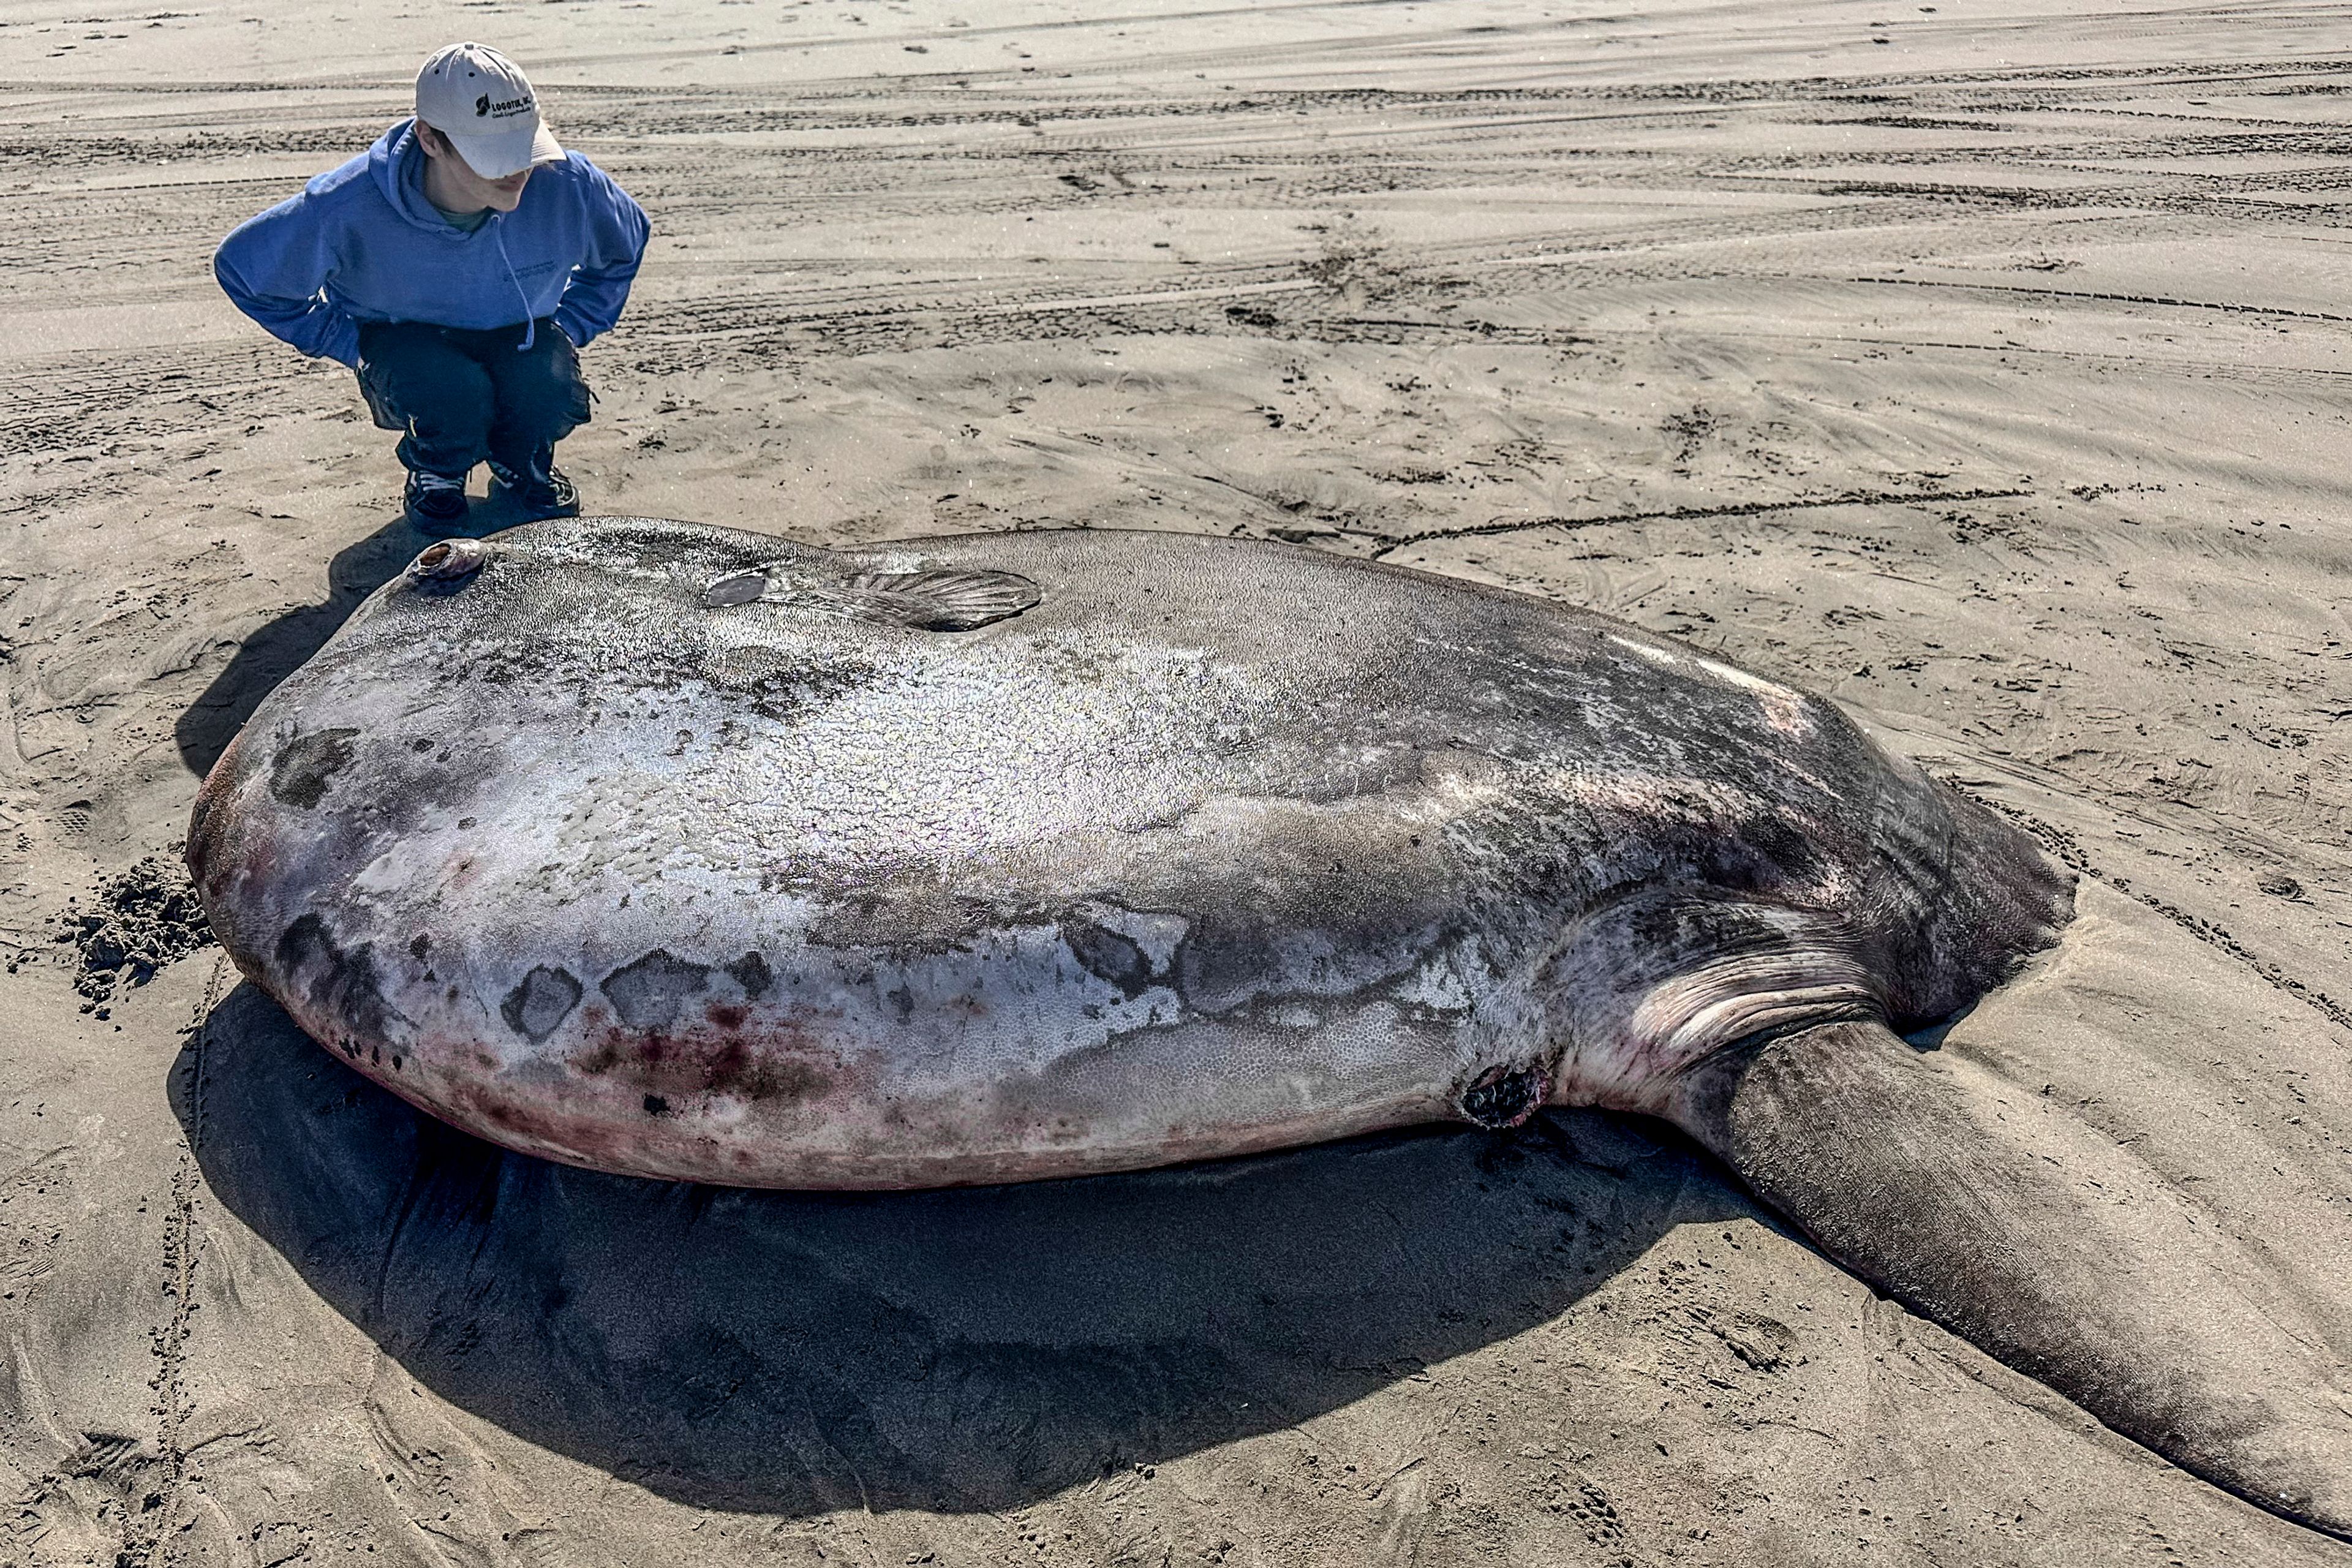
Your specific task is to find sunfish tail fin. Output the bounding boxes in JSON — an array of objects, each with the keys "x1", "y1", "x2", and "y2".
[{"x1": 1670, "y1": 1017, "x2": 2352, "y2": 1542}]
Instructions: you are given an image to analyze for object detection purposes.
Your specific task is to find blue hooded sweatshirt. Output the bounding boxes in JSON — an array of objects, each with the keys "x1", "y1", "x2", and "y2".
[{"x1": 214, "y1": 119, "x2": 650, "y2": 369}]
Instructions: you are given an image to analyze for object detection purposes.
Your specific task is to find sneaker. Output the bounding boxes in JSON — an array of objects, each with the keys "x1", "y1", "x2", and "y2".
[
  {"x1": 403, "y1": 469, "x2": 471, "y2": 531},
  {"x1": 488, "y1": 458, "x2": 581, "y2": 521}
]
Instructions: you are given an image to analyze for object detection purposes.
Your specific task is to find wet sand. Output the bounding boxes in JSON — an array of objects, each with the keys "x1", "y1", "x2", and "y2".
[{"x1": 4, "y1": 1, "x2": 2351, "y2": 1562}]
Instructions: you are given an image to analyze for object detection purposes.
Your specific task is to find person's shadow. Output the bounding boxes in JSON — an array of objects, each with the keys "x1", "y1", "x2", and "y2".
[
  {"x1": 181, "y1": 982, "x2": 1743, "y2": 1517},
  {"x1": 175, "y1": 502, "x2": 520, "y2": 777}
]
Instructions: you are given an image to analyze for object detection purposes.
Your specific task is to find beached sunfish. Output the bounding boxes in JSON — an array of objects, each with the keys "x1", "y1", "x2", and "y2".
[{"x1": 187, "y1": 518, "x2": 2352, "y2": 1539}]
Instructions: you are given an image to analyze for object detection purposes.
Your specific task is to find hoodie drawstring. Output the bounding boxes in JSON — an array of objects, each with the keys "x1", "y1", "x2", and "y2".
[{"x1": 492, "y1": 219, "x2": 537, "y2": 352}]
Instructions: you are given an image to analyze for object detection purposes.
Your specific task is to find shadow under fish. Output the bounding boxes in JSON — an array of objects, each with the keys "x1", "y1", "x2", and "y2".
[{"x1": 181, "y1": 980, "x2": 1722, "y2": 1515}]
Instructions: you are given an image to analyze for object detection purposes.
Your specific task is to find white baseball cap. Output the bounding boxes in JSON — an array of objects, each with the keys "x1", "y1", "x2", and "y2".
[{"x1": 415, "y1": 42, "x2": 563, "y2": 179}]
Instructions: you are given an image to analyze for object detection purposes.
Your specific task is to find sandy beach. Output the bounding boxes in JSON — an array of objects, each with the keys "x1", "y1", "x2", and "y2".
[{"x1": 4, "y1": 0, "x2": 2351, "y2": 1561}]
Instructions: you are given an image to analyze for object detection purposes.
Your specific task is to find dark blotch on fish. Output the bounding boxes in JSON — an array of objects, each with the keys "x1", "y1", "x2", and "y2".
[
  {"x1": 275, "y1": 913, "x2": 399, "y2": 1042},
  {"x1": 500, "y1": 965, "x2": 584, "y2": 1042},
  {"x1": 268, "y1": 728, "x2": 361, "y2": 809},
  {"x1": 726, "y1": 951, "x2": 773, "y2": 1000},
  {"x1": 1067, "y1": 922, "x2": 1153, "y2": 999},
  {"x1": 601, "y1": 949, "x2": 713, "y2": 1030}
]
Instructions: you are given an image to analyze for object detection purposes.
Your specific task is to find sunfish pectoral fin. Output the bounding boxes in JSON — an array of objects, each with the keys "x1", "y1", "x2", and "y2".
[
  {"x1": 1668, "y1": 1017, "x2": 2352, "y2": 1542},
  {"x1": 841, "y1": 567, "x2": 1041, "y2": 631}
]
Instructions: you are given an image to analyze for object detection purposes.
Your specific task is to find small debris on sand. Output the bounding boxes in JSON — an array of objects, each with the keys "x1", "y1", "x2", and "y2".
[{"x1": 54, "y1": 854, "x2": 216, "y2": 1009}]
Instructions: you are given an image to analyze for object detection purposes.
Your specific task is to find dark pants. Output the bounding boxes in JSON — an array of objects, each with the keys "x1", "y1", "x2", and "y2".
[{"x1": 356, "y1": 318, "x2": 592, "y2": 480}]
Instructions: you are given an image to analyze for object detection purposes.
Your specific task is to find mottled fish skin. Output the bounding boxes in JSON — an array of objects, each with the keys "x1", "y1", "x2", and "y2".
[{"x1": 187, "y1": 519, "x2": 2072, "y2": 1188}]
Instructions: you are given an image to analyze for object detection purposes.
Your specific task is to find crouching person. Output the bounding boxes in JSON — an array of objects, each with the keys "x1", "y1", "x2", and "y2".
[{"x1": 214, "y1": 42, "x2": 649, "y2": 530}]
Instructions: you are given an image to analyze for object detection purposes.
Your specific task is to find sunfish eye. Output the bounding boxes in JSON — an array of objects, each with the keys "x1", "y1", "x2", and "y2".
[{"x1": 408, "y1": 538, "x2": 488, "y2": 581}]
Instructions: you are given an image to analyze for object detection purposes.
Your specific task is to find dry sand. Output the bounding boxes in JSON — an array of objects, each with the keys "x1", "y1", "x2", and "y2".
[{"x1": 5, "y1": 0, "x2": 2352, "y2": 1562}]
